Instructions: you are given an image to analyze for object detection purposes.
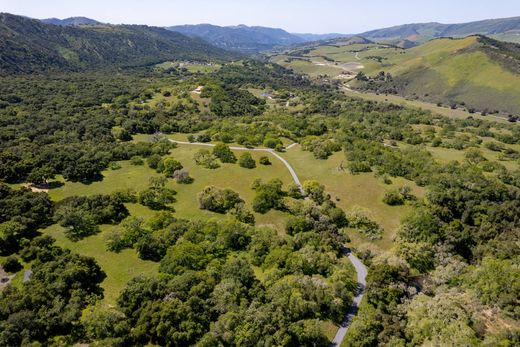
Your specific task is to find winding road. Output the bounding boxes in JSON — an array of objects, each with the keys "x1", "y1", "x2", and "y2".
[
  {"x1": 170, "y1": 140, "x2": 305, "y2": 195},
  {"x1": 331, "y1": 251, "x2": 367, "y2": 346},
  {"x1": 170, "y1": 139, "x2": 367, "y2": 346}
]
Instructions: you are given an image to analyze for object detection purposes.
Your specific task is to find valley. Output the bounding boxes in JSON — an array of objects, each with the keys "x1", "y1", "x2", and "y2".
[{"x1": 0, "y1": 8, "x2": 519, "y2": 347}]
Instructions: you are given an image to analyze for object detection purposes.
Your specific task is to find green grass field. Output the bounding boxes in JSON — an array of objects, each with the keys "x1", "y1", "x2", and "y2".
[
  {"x1": 37, "y1": 138, "x2": 303, "y2": 301},
  {"x1": 32, "y1": 127, "x2": 518, "y2": 307},
  {"x1": 42, "y1": 220, "x2": 159, "y2": 305},
  {"x1": 281, "y1": 148, "x2": 425, "y2": 251}
]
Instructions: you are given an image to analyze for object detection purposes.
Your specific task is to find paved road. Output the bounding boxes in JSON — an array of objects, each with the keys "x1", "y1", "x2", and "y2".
[
  {"x1": 170, "y1": 139, "x2": 368, "y2": 345},
  {"x1": 169, "y1": 140, "x2": 305, "y2": 195},
  {"x1": 331, "y1": 250, "x2": 368, "y2": 346}
]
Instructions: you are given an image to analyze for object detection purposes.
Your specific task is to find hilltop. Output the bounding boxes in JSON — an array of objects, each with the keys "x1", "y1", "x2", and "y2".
[
  {"x1": 360, "y1": 16, "x2": 520, "y2": 44},
  {"x1": 0, "y1": 13, "x2": 237, "y2": 74},
  {"x1": 41, "y1": 16, "x2": 101, "y2": 26},
  {"x1": 352, "y1": 35, "x2": 520, "y2": 115}
]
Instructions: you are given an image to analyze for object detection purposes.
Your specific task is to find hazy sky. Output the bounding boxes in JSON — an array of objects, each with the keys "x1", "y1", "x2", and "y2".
[{"x1": 2, "y1": 0, "x2": 519, "y2": 33}]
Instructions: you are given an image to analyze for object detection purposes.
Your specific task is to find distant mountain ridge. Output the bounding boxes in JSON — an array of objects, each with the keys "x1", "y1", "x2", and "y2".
[
  {"x1": 41, "y1": 16, "x2": 101, "y2": 26},
  {"x1": 360, "y1": 16, "x2": 520, "y2": 43},
  {"x1": 167, "y1": 24, "x2": 307, "y2": 53},
  {"x1": 0, "y1": 13, "x2": 237, "y2": 74},
  {"x1": 292, "y1": 33, "x2": 350, "y2": 42}
]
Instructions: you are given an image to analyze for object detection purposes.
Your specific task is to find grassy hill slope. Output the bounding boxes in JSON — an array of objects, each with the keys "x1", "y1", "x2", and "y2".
[
  {"x1": 354, "y1": 36, "x2": 520, "y2": 115},
  {"x1": 271, "y1": 35, "x2": 520, "y2": 115},
  {"x1": 0, "y1": 13, "x2": 237, "y2": 74}
]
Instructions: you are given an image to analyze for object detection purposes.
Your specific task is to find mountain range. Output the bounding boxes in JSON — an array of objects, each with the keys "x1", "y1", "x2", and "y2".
[
  {"x1": 41, "y1": 17, "x2": 101, "y2": 26},
  {"x1": 33, "y1": 15, "x2": 520, "y2": 53},
  {"x1": 360, "y1": 16, "x2": 520, "y2": 44},
  {"x1": 0, "y1": 13, "x2": 237, "y2": 74},
  {"x1": 166, "y1": 24, "x2": 306, "y2": 53},
  {"x1": 166, "y1": 17, "x2": 520, "y2": 52}
]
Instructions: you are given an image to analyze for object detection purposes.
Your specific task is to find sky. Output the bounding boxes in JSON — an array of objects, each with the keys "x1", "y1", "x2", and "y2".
[{"x1": 2, "y1": 0, "x2": 520, "y2": 34}]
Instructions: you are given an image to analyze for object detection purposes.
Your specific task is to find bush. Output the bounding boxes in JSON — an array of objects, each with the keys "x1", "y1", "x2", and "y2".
[
  {"x1": 259, "y1": 156, "x2": 271, "y2": 165},
  {"x1": 130, "y1": 156, "x2": 144, "y2": 166},
  {"x1": 303, "y1": 180, "x2": 325, "y2": 204},
  {"x1": 2, "y1": 255, "x2": 22, "y2": 273},
  {"x1": 109, "y1": 162, "x2": 122, "y2": 170},
  {"x1": 161, "y1": 158, "x2": 183, "y2": 177},
  {"x1": 173, "y1": 169, "x2": 193, "y2": 184},
  {"x1": 138, "y1": 177, "x2": 176, "y2": 210},
  {"x1": 349, "y1": 210, "x2": 383, "y2": 240},
  {"x1": 252, "y1": 179, "x2": 285, "y2": 213},
  {"x1": 383, "y1": 190, "x2": 404, "y2": 206},
  {"x1": 238, "y1": 153, "x2": 256, "y2": 169},
  {"x1": 194, "y1": 149, "x2": 220, "y2": 169},
  {"x1": 229, "y1": 203, "x2": 255, "y2": 225},
  {"x1": 383, "y1": 186, "x2": 414, "y2": 206},
  {"x1": 348, "y1": 161, "x2": 372, "y2": 174},
  {"x1": 198, "y1": 186, "x2": 243, "y2": 213},
  {"x1": 263, "y1": 138, "x2": 281, "y2": 149},
  {"x1": 213, "y1": 143, "x2": 237, "y2": 163},
  {"x1": 287, "y1": 184, "x2": 303, "y2": 199},
  {"x1": 147, "y1": 154, "x2": 162, "y2": 170}
]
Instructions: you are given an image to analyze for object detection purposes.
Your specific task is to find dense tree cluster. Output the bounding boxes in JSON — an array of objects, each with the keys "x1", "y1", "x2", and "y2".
[
  {"x1": 54, "y1": 193, "x2": 129, "y2": 239},
  {"x1": 201, "y1": 84, "x2": 266, "y2": 117},
  {"x1": 0, "y1": 240, "x2": 105, "y2": 346},
  {"x1": 101, "y1": 217, "x2": 355, "y2": 346}
]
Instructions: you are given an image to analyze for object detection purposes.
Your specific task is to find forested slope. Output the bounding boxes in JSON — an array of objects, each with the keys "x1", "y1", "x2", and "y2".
[{"x1": 0, "y1": 13, "x2": 237, "y2": 74}]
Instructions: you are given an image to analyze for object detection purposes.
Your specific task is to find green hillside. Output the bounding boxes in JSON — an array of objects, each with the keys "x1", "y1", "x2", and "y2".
[
  {"x1": 352, "y1": 36, "x2": 520, "y2": 115},
  {"x1": 271, "y1": 35, "x2": 520, "y2": 115},
  {"x1": 0, "y1": 13, "x2": 237, "y2": 74}
]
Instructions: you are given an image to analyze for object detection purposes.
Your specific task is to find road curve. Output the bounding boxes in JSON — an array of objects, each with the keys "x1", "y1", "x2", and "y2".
[
  {"x1": 170, "y1": 139, "x2": 367, "y2": 343},
  {"x1": 170, "y1": 140, "x2": 305, "y2": 195},
  {"x1": 331, "y1": 250, "x2": 368, "y2": 346}
]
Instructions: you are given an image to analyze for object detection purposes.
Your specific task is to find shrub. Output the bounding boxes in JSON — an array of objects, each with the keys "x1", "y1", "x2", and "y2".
[
  {"x1": 252, "y1": 179, "x2": 285, "y2": 213},
  {"x1": 161, "y1": 158, "x2": 183, "y2": 177},
  {"x1": 263, "y1": 138, "x2": 281, "y2": 149},
  {"x1": 229, "y1": 203, "x2": 255, "y2": 225},
  {"x1": 173, "y1": 169, "x2": 193, "y2": 184},
  {"x1": 287, "y1": 184, "x2": 303, "y2": 199},
  {"x1": 238, "y1": 153, "x2": 256, "y2": 169},
  {"x1": 2, "y1": 255, "x2": 22, "y2": 273},
  {"x1": 130, "y1": 156, "x2": 144, "y2": 166},
  {"x1": 194, "y1": 149, "x2": 220, "y2": 169},
  {"x1": 484, "y1": 141, "x2": 504, "y2": 152},
  {"x1": 348, "y1": 161, "x2": 372, "y2": 174},
  {"x1": 383, "y1": 190, "x2": 404, "y2": 206},
  {"x1": 349, "y1": 210, "x2": 383, "y2": 240},
  {"x1": 147, "y1": 154, "x2": 162, "y2": 169},
  {"x1": 259, "y1": 156, "x2": 271, "y2": 165},
  {"x1": 138, "y1": 177, "x2": 176, "y2": 210},
  {"x1": 383, "y1": 186, "x2": 414, "y2": 206},
  {"x1": 109, "y1": 162, "x2": 122, "y2": 170},
  {"x1": 198, "y1": 186, "x2": 243, "y2": 213},
  {"x1": 303, "y1": 180, "x2": 325, "y2": 204},
  {"x1": 213, "y1": 143, "x2": 237, "y2": 163}
]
